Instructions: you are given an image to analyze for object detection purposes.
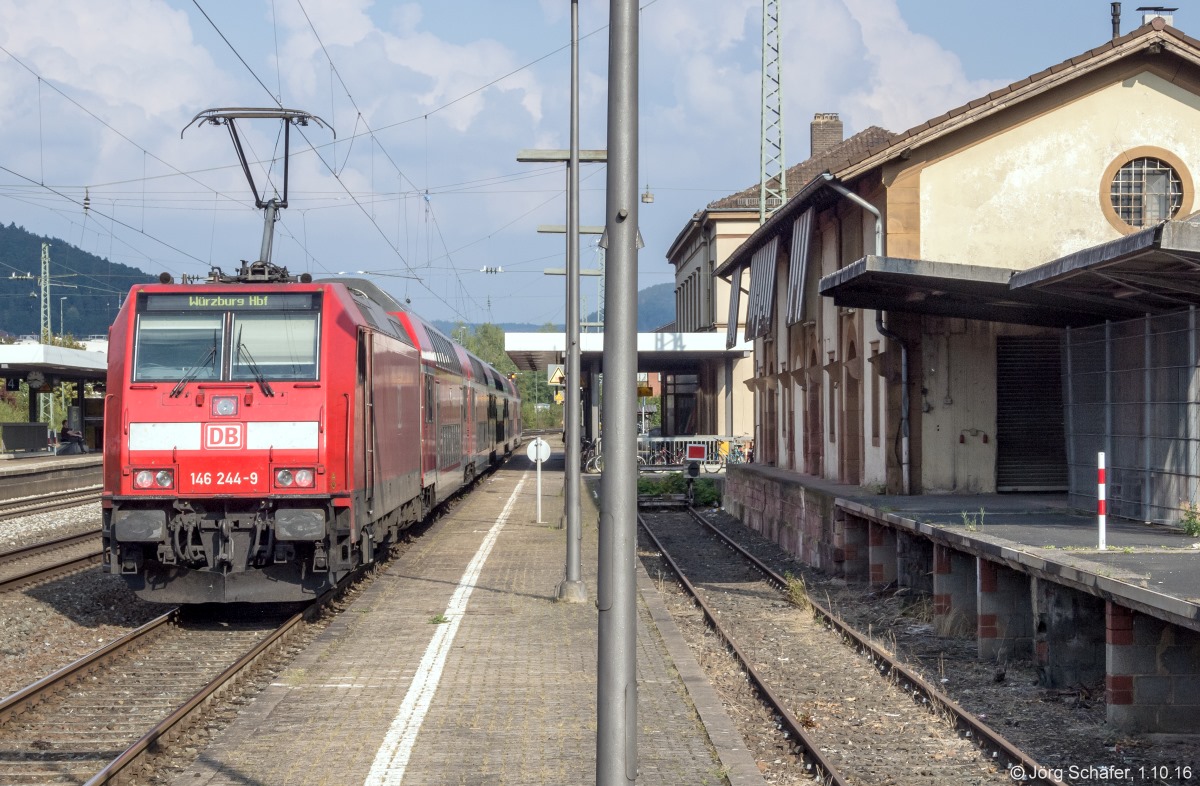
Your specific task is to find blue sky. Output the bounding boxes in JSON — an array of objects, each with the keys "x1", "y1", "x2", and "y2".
[{"x1": 0, "y1": 1, "x2": 1177, "y2": 326}]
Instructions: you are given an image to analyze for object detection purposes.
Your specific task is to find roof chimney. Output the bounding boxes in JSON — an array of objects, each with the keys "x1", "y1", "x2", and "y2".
[
  {"x1": 811, "y1": 113, "x2": 843, "y2": 157},
  {"x1": 1136, "y1": 6, "x2": 1176, "y2": 26},
  {"x1": 1112, "y1": 2, "x2": 1122, "y2": 39}
]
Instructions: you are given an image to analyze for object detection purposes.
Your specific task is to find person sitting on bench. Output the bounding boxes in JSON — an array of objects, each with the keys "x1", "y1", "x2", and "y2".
[{"x1": 59, "y1": 421, "x2": 87, "y2": 452}]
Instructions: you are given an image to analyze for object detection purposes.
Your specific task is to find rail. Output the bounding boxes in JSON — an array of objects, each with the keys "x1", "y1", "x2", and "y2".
[
  {"x1": 659, "y1": 505, "x2": 1067, "y2": 786},
  {"x1": 0, "y1": 532, "x2": 103, "y2": 592},
  {"x1": 0, "y1": 486, "x2": 102, "y2": 520}
]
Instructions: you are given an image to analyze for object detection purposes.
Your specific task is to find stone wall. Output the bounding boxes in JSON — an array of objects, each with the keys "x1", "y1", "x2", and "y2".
[{"x1": 723, "y1": 465, "x2": 838, "y2": 569}]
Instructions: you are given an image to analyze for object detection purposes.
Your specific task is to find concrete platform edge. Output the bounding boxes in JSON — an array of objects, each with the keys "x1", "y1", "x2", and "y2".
[
  {"x1": 636, "y1": 563, "x2": 766, "y2": 786},
  {"x1": 838, "y1": 498, "x2": 1200, "y2": 630}
]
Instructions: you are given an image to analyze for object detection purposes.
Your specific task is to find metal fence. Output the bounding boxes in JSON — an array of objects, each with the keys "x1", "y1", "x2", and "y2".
[
  {"x1": 1065, "y1": 310, "x2": 1200, "y2": 524},
  {"x1": 635, "y1": 434, "x2": 752, "y2": 469}
]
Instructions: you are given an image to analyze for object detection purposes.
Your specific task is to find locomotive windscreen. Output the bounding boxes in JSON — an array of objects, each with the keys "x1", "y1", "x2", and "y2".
[{"x1": 133, "y1": 292, "x2": 321, "y2": 382}]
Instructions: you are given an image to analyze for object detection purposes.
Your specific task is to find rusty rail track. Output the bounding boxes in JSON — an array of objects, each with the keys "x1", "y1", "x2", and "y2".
[
  {"x1": 0, "y1": 485, "x2": 102, "y2": 520},
  {"x1": 638, "y1": 506, "x2": 1067, "y2": 786},
  {"x1": 0, "y1": 597, "x2": 324, "y2": 785},
  {"x1": 0, "y1": 530, "x2": 103, "y2": 591}
]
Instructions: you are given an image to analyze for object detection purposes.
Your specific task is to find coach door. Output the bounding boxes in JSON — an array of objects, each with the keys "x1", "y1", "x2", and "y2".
[
  {"x1": 489, "y1": 393, "x2": 499, "y2": 444},
  {"x1": 423, "y1": 371, "x2": 437, "y2": 477},
  {"x1": 358, "y1": 330, "x2": 376, "y2": 502}
]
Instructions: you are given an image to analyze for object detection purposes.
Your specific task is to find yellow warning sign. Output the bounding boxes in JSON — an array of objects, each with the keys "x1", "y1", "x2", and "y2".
[
  {"x1": 554, "y1": 390, "x2": 564, "y2": 404},
  {"x1": 547, "y1": 364, "x2": 566, "y2": 386},
  {"x1": 637, "y1": 385, "x2": 653, "y2": 397}
]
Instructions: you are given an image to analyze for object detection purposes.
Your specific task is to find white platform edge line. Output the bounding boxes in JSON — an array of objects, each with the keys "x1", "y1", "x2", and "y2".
[{"x1": 363, "y1": 472, "x2": 529, "y2": 786}]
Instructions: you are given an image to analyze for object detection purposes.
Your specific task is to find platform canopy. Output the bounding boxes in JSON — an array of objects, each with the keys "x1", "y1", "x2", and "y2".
[
  {"x1": 0, "y1": 343, "x2": 107, "y2": 385},
  {"x1": 505, "y1": 332, "x2": 751, "y2": 374},
  {"x1": 820, "y1": 219, "x2": 1200, "y2": 329}
]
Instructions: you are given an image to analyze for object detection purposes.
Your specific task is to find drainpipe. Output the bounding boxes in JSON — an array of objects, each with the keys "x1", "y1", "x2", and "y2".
[{"x1": 820, "y1": 173, "x2": 911, "y2": 494}]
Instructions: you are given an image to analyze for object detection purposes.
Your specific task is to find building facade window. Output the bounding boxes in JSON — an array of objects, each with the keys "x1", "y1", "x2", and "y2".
[
  {"x1": 1101, "y1": 147, "x2": 1193, "y2": 234},
  {"x1": 1111, "y1": 157, "x2": 1181, "y2": 226}
]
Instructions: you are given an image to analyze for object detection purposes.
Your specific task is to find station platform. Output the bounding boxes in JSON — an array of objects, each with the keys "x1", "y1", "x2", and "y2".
[
  {"x1": 728, "y1": 464, "x2": 1200, "y2": 621},
  {"x1": 841, "y1": 488, "x2": 1200, "y2": 622},
  {"x1": 173, "y1": 444, "x2": 761, "y2": 786},
  {"x1": 0, "y1": 451, "x2": 100, "y2": 498},
  {"x1": 0, "y1": 450, "x2": 99, "y2": 468}
]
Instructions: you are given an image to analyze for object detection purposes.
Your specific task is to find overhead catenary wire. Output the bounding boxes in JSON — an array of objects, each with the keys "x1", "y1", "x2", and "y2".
[{"x1": 2, "y1": 0, "x2": 671, "y2": 323}]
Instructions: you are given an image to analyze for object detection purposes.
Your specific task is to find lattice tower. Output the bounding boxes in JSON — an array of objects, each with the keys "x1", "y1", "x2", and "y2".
[
  {"x1": 40, "y1": 243, "x2": 50, "y2": 343},
  {"x1": 759, "y1": 0, "x2": 786, "y2": 224}
]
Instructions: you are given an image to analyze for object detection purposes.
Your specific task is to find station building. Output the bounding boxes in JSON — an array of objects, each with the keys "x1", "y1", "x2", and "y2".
[{"x1": 711, "y1": 16, "x2": 1200, "y2": 525}]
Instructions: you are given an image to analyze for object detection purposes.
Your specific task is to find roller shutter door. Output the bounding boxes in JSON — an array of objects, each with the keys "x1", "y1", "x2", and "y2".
[{"x1": 996, "y1": 336, "x2": 1068, "y2": 491}]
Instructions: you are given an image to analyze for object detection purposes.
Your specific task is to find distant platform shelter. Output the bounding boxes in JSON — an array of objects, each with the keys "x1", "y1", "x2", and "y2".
[
  {"x1": 0, "y1": 342, "x2": 108, "y2": 444},
  {"x1": 505, "y1": 332, "x2": 752, "y2": 440}
]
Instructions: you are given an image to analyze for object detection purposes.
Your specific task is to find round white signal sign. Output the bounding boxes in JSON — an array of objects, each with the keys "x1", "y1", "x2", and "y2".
[{"x1": 526, "y1": 437, "x2": 551, "y2": 464}]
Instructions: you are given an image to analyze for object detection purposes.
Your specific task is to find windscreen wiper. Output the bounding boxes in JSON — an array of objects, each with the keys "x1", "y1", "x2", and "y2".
[
  {"x1": 169, "y1": 341, "x2": 218, "y2": 398},
  {"x1": 236, "y1": 327, "x2": 275, "y2": 397}
]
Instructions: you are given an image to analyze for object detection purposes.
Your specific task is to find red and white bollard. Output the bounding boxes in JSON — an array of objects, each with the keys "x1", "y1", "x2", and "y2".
[{"x1": 1098, "y1": 452, "x2": 1107, "y2": 550}]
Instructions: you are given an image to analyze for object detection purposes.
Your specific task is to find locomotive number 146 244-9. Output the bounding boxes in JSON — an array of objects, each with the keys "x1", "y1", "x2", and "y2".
[{"x1": 188, "y1": 471, "x2": 260, "y2": 487}]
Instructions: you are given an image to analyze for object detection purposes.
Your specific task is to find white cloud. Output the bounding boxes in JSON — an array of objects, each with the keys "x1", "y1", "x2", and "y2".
[
  {"x1": 0, "y1": 1, "x2": 229, "y2": 120},
  {"x1": 0, "y1": 0, "x2": 1036, "y2": 324},
  {"x1": 836, "y1": 0, "x2": 1008, "y2": 132}
]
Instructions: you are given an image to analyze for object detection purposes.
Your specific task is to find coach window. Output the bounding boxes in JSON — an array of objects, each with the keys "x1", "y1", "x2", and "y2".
[
  {"x1": 133, "y1": 314, "x2": 222, "y2": 382},
  {"x1": 230, "y1": 312, "x2": 320, "y2": 380}
]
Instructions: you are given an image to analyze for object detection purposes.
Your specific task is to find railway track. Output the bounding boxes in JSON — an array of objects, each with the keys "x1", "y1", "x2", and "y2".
[
  {"x1": 638, "y1": 506, "x2": 1064, "y2": 786},
  {"x1": 0, "y1": 485, "x2": 102, "y2": 520},
  {"x1": 0, "y1": 602, "x2": 315, "y2": 785},
  {"x1": 0, "y1": 530, "x2": 103, "y2": 591}
]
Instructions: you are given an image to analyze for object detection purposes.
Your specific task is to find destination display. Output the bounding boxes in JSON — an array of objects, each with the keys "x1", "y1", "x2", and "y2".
[{"x1": 142, "y1": 293, "x2": 318, "y2": 311}]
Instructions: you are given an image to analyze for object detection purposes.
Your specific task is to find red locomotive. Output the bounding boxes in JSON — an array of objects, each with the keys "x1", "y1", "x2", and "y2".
[{"x1": 101, "y1": 264, "x2": 521, "y2": 602}]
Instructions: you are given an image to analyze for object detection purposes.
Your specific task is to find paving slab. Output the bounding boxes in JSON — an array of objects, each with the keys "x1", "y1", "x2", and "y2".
[{"x1": 172, "y1": 444, "x2": 749, "y2": 786}]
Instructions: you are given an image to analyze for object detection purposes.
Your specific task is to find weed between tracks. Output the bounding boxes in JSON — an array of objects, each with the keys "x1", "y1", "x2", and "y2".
[{"x1": 781, "y1": 571, "x2": 811, "y2": 613}]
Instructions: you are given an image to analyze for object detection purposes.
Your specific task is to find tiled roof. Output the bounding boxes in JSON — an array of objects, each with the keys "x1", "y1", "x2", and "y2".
[
  {"x1": 830, "y1": 17, "x2": 1194, "y2": 181},
  {"x1": 707, "y1": 125, "x2": 897, "y2": 210},
  {"x1": 713, "y1": 17, "x2": 1200, "y2": 278}
]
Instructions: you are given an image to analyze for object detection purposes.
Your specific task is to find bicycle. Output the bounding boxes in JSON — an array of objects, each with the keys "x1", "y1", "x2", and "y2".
[
  {"x1": 581, "y1": 437, "x2": 644, "y2": 474},
  {"x1": 648, "y1": 442, "x2": 684, "y2": 466},
  {"x1": 703, "y1": 442, "x2": 728, "y2": 473},
  {"x1": 728, "y1": 440, "x2": 751, "y2": 464}
]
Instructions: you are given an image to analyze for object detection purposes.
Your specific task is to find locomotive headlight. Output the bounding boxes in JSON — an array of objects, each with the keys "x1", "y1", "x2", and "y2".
[
  {"x1": 133, "y1": 469, "x2": 173, "y2": 489},
  {"x1": 275, "y1": 468, "x2": 315, "y2": 489},
  {"x1": 212, "y1": 396, "x2": 238, "y2": 417}
]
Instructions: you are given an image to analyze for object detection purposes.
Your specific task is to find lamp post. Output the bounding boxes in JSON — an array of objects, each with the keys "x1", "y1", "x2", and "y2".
[
  {"x1": 59, "y1": 297, "x2": 67, "y2": 338},
  {"x1": 517, "y1": 3, "x2": 606, "y2": 605}
]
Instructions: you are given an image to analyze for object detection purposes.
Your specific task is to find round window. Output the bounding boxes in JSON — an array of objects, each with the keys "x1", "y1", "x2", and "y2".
[{"x1": 1109, "y1": 156, "x2": 1183, "y2": 228}]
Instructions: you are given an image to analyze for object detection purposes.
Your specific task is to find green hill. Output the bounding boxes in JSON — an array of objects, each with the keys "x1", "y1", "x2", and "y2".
[
  {"x1": 433, "y1": 281, "x2": 676, "y2": 335},
  {"x1": 0, "y1": 223, "x2": 153, "y2": 338}
]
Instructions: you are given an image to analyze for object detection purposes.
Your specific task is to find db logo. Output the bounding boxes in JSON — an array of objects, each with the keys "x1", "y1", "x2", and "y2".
[{"x1": 203, "y1": 423, "x2": 245, "y2": 450}]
